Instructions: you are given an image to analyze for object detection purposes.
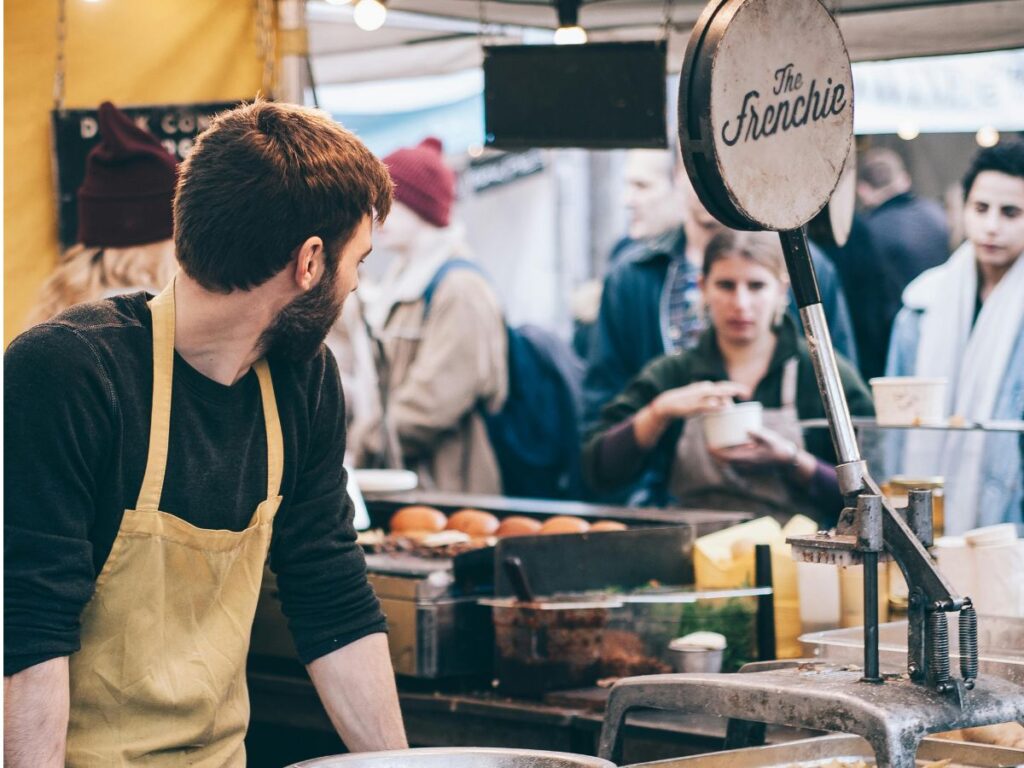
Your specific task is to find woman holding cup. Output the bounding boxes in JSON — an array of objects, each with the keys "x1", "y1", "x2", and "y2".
[{"x1": 582, "y1": 230, "x2": 873, "y2": 526}]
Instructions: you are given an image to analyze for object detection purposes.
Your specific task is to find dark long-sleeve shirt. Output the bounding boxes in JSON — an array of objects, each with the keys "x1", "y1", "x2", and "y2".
[{"x1": 4, "y1": 293, "x2": 386, "y2": 676}]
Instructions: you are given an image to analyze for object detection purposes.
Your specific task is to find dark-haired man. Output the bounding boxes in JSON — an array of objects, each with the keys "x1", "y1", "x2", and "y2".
[
  {"x1": 858, "y1": 148, "x2": 950, "y2": 287},
  {"x1": 885, "y1": 141, "x2": 1024, "y2": 534},
  {"x1": 5, "y1": 101, "x2": 407, "y2": 766}
]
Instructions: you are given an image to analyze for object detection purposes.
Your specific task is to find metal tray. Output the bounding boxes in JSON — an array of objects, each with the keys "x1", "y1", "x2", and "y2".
[
  {"x1": 288, "y1": 747, "x2": 615, "y2": 767},
  {"x1": 800, "y1": 617, "x2": 1024, "y2": 685},
  {"x1": 623, "y1": 734, "x2": 1024, "y2": 768}
]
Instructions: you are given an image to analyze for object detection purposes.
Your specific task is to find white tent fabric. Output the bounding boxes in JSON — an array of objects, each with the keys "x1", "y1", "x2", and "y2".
[
  {"x1": 309, "y1": 0, "x2": 1024, "y2": 86},
  {"x1": 854, "y1": 49, "x2": 1024, "y2": 133}
]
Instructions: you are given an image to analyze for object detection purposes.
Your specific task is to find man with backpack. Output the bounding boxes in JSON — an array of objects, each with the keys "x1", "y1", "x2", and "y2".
[
  {"x1": 363, "y1": 138, "x2": 585, "y2": 499},
  {"x1": 363, "y1": 138, "x2": 509, "y2": 494}
]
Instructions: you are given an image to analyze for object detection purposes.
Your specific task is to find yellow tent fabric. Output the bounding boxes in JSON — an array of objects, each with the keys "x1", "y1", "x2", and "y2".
[{"x1": 4, "y1": 0, "x2": 265, "y2": 345}]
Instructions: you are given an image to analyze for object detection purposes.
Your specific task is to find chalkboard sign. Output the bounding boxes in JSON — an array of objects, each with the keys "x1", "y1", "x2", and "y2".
[
  {"x1": 51, "y1": 101, "x2": 238, "y2": 248},
  {"x1": 484, "y1": 42, "x2": 667, "y2": 150}
]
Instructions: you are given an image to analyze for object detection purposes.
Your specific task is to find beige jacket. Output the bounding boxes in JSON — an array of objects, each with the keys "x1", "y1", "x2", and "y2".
[{"x1": 375, "y1": 266, "x2": 508, "y2": 494}]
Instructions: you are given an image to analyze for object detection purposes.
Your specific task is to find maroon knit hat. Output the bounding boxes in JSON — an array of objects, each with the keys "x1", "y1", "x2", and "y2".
[
  {"x1": 382, "y1": 137, "x2": 455, "y2": 228},
  {"x1": 77, "y1": 101, "x2": 178, "y2": 247}
]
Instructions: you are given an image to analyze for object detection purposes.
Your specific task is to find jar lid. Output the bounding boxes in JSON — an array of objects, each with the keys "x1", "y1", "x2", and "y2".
[{"x1": 889, "y1": 475, "x2": 944, "y2": 490}]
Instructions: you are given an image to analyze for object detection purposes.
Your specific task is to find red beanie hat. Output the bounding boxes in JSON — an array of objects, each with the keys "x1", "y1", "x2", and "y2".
[
  {"x1": 77, "y1": 101, "x2": 178, "y2": 247},
  {"x1": 383, "y1": 137, "x2": 455, "y2": 228}
]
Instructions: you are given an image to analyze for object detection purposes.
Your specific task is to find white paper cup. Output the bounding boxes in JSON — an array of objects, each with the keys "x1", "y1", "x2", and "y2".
[
  {"x1": 868, "y1": 377, "x2": 947, "y2": 426},
  {"x1": 963, "y1": 523, "x2": 1018, "y2": 548},
  {"x1": 701, "y1": 402, "x2": 763, "y2": 449}
]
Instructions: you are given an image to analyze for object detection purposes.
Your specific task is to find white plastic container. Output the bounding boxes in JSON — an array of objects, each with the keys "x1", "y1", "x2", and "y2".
[
  {"x1": 701, "y1": 402, "x2": 763, "y2": 449},
  {"x1": 868, "y1": 376, "x2": 947, "y2": 426},
  {"x1": 963, "y1": 523, "x2": 1018, "y2": 548}
]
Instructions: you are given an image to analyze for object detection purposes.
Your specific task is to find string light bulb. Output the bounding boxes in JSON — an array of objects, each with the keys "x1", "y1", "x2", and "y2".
[
  {"x1": 554, "y1": 0, "x2": 587, "y2": 45},
  {"x1": 324, "y1": 0, "x2": 351, "y2": 5},
  {"x1": 554, "y1": 25, "x2": 587, "y2": 44},
  {"x1": 353, "y1": 0, "x2": 387, "y2": 31},
  {"x1": 976, "y1": 126, "x2": 1000, "y2": 148},
  {"x1": 896, "y1": 122, "x2": 920, "y2": 141}
]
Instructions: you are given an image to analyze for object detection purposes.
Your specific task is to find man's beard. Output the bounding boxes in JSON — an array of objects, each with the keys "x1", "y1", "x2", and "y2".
[{"x1": 258, "y1": 264, "x2": 343, "y2": 363}]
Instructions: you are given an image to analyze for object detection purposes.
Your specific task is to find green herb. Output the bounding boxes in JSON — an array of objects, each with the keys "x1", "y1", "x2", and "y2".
[{"x1": 676, "y1": 598, "x2": 757, "y2": 672}]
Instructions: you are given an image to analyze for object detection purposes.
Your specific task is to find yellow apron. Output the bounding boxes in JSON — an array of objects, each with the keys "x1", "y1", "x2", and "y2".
[{"x1": 66, "y1": 281, "x2": 284, "y2": 767}]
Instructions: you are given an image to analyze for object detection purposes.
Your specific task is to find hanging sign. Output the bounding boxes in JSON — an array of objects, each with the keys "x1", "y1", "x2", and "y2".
[
  {"x1": 51, "y1": 101, "x2": 237, "y2": 248},
  {"x1": 679, "y1": 0, "x2": 854, "y2": 231}
]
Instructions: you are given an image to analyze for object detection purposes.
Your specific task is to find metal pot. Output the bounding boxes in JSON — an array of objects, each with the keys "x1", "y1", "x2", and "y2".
[
  {"x1": 286, "y1": 747, "x2": 616, "y2": 768},
  {"x1": 666, "y1": 646, "x2": 724, "y2": 674}
]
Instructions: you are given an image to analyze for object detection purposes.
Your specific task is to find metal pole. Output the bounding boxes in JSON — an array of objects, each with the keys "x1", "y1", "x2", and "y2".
[
  {"x1": 862, "y1": 552, "x2": 882, "y2": 683},
  {"x1": 754, "y1": 544, "x2": 776, "y2": 661},
  {"x1": 778, "y1": 228, "x2": 865, "y2": 493},
  {"x1": 278, "y1": 0, "x2": 308, "y2": 105}
]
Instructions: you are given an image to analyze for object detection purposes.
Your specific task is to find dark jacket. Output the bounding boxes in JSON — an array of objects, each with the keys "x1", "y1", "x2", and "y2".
[
  {"x1": 815, "y1": 214, "x2": 903, "y2": 381},
  {"x1": 583, "y1": 228, "x2": 860, "y2": 432},
  {"x1": 582, "y1": 316, "x2": 874, "y2": 509},
  {"x1": 865, "y1": 191, "x2": 949, "y2": 288}
]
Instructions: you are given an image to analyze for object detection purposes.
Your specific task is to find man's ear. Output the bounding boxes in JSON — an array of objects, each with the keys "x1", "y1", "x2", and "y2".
[{"x1": 293, "y1": 236, "x2": 325, "y2": 291}]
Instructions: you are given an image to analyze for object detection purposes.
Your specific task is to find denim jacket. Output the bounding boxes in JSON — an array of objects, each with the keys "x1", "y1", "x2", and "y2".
[{"x1": 885, "y1": 307, "x2": 1024, "y2": 529}]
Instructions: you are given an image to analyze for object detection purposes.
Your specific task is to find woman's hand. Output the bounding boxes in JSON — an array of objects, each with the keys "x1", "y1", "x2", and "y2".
[
  {"x1": 634, "y1": 381, "x2": 750, "y2": 450},
  {"x1": 652, "y1": 381, "x2": 752, "y2": 421},
  {"x1": 710, "y1": 427, "x2": 817, "y2": 483}
]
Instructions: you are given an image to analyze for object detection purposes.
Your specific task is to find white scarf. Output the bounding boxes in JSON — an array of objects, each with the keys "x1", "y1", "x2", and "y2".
[
  {"x1": 364, "y1": 224, "x2": 472, "y2": 334},
  {"x1": 903, "y1": 242, "x2": 1024, "y2": 532}
]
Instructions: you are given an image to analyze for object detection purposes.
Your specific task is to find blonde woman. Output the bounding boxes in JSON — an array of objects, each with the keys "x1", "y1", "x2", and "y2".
[{"x1": 27, "y1": 101, "x2": 178, "y2": 327}]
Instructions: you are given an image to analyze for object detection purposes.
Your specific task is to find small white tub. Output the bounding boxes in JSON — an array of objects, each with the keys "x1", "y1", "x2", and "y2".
[
  {"x1": 701, "y1": 401, "x2": 763, "y2": 449},
  {"x1": 868, "y1": 376, "x2": 947, "y2": 426}
]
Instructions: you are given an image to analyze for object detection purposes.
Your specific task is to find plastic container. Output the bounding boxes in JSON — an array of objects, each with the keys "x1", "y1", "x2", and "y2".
[
  {"x1": 868, "y1": 376, "x2": 947, "y2": 426},
  {"x1": 701, "y1": 402, "x2": 763, "y2": 449},
  {"x1": 964, "y1": 523, "x2": 1018, "y2": 548},
  {"x1": 800, "y1": 615, "x2": 1024, "y2": 685}
]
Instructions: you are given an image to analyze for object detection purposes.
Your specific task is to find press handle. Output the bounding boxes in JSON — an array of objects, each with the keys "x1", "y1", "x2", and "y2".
[{"x1": 503, "y1": 556, "x2": 535, "y2": 603}]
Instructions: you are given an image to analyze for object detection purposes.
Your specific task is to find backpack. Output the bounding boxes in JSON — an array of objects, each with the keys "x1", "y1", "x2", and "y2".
[{"x1": 423, "y1": 259, "x2": 585, "y2": 499}]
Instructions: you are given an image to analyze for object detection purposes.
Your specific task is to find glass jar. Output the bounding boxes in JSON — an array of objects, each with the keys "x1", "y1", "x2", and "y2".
[
  {"x1": 883, "y1": 475, "x2": 945, "y2": 537},
  {"x1": 882, "y1": 476, "x2": 944, "y2": 616}
]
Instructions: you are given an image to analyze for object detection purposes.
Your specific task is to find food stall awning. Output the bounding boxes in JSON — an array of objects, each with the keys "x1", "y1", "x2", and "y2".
[
  {"x1": 853, "y1": 48, "x2": 1024, "y2": 133},
  {"x1": 309, "y1": 0, "x2": 1024, "y2": 85}
]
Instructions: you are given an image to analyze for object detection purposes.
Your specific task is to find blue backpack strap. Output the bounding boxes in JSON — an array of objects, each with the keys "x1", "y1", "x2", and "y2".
[{"x1": 422, "y1": 259, "x2": 483, "y2": 318}]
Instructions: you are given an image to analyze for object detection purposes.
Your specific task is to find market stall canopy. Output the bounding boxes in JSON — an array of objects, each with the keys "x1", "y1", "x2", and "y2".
[{"x1": 309, "y1": 0, "x2": 1024, "y2": 85}]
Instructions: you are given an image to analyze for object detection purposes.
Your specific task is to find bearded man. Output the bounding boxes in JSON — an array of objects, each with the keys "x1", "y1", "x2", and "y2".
[{"x1": 4, "y1": 101, "x2": 407, "y2": 766}]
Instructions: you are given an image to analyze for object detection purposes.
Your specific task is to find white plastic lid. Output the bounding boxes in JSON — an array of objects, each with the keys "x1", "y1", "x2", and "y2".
[
  {"x1": 963, "y1": 523, "x2": 1018, "y2": 548},
  {"x1": 669, "y1": 631, "x2": 727, "y2": 651}
]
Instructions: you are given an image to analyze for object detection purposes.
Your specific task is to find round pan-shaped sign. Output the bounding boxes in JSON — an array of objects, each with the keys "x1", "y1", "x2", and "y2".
[{"x1": 679, "y1": 0, "x2": 854, "y2": 231}]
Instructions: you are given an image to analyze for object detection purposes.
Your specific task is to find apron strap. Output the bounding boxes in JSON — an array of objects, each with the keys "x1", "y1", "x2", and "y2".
[
  {"x1": 139, "y1": 279, "x2": 285, "y2": 509},
  {"x1": 781, "y1": 357, "x2": 799, "y2": 409},
  {"x1": 253, "y1": 360, "x2": 284, "y2": 499},
  {"x1": 137, "y1": 281, "x2": 177, "y2": 511}
]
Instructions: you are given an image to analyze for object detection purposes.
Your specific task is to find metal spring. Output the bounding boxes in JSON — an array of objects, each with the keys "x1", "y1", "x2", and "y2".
[
  {"x1": 928, "y1": 611, "x2": 951, "y2": 687},
  {"x1": 959, "y1": 602, "x2": 979, "y2": 685}
]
